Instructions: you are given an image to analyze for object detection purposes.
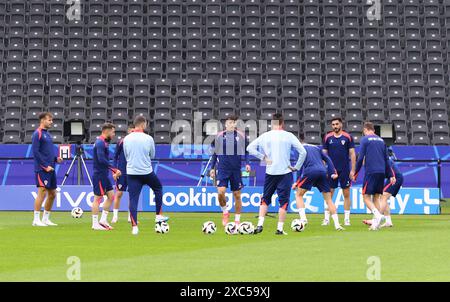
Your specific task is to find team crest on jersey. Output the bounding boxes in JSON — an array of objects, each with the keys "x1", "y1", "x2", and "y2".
[
  {"x1": 118, "y1": 184, "x2": 122, "y2": 189},
  {"x1": 44, "y1": 180, "x2": 48, "y2": 185},
  {"x1": 341, "y1": 140, "x2": 346, "y2": 145},
  {"x1": 330, "y1": 139, "x2": 333, "y2": 144},
  {"x1": 236, "y1": 136, "x2": 240, "y2": 142}
]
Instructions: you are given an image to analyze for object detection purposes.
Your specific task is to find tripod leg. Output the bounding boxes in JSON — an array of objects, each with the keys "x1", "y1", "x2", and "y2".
[
  {"x1": 197, "y1": 156, "x2": 212, "y2": 187},
  {"x1": 80, "y1": 156, "x2": 93, "y2": 186},
  {"x1": 60, "y1": 155, "x2": 78, "y2": 187}
]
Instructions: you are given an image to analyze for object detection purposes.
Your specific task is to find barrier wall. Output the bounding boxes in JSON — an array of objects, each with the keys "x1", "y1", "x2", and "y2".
[
  {"x1": 0, "y1": 185, "x2": 440, "y2": 214},
  {"x1": 1, "y1": 145, "x2": 449, "y2": 197}
]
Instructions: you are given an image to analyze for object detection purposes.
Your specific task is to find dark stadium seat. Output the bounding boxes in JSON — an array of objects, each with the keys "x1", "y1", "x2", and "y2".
[{"x1": 0, "y1": 1, "x2": 448, "y2": 144}]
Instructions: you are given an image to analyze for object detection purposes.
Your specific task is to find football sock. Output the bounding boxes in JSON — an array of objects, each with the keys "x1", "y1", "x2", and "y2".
[
  {"x1": 34, "y1": 211, "x2": 40, "y2": 221},
  {"x1": 100, "y1": 210, "x2": 109, "y2": 223},
  {"x1": 221, "y1": 206, "x2": 228, "y2": 213},
  {"x1": 113, "y1": 209, "x2": 119, "y2": 217},
  {"x1": 42, "y1": 211, "x2": 50, "y2": 222},
  {"x1": 372, "y1": 208, "x2": 382, "y2": 220},
  {"x1": 235, "y1": 214, "x2": 240, "y2": 223},
  {"x1": 324, "y1": 210, "x2": 330, "y2": 221},
  {"x1": 331, "y1": 214, "x2": 340, "y2": 228},
  {"x1": 344, "y1": 210, "x2": 350, "y2": 221},
  {"x1": 92, "y1": 215, "x2": 99, "y2": 225},
  {"x1": 298, "y1": 208, "x2": 307, "y2": 221},
  {"x1": 385, "y1": 216, "x2": 392, "y2": 224},
  {"x1": 277, "y1": 222, "x2": 284, "y2": 231},
  {"x1": 257, "y1": 216, "x2": 265, "y2": 227}
]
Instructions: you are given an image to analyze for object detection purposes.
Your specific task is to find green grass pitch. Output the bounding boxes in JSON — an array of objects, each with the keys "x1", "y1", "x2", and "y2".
[{"x1": 0, "y1": 209, "x2": 449, "y2": 282}]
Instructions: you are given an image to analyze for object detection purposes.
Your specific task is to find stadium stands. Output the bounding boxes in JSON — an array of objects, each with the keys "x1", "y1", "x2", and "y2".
[{"x1": 0, "y1": 0, "x2": 449, "y2": 145}]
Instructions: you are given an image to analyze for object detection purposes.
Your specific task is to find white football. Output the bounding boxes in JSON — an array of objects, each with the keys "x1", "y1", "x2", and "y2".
[
  {"x1": 71, "y1": 207, "x2": 83, "y2": 218},
  {"x1": 238, "y1": 221, "x2": 255, "y2": 234},
  {"x1": 155, "y1": 221, "x2": 170, "y2": 234},
  {"x1": 291, "y1": 219, "x2": 305, "y2": 232},
  {"x1": 202, "y1": 221, "x2": 217, "y2": 234},
  {"x1": 225, "y1": 222, "x2": 237, "y2": 235}
]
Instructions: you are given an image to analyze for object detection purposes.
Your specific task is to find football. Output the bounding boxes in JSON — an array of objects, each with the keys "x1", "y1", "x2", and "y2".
[
  {"x1": 202, "y1": 221, "x2": 217, "y2": 234},
  {"x1": 225, "y1": 222, "x2": 237, "y2": 235},
  {"x1": 291, "y1": 219, "x2": 305, "y2": 232},
  {"x1": 238, "y1": 221, "x2": 255, "y2": 234},
  {"x1": 71, "y1": 207, "x2": 83, "y2": 219},
  {"x1": 155, "y1": 221, "x2": 170, "y2": 234}
]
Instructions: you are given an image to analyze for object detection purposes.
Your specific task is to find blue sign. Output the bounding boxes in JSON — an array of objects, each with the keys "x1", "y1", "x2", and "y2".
[
  {"x1": 1, "y1": 185, "x2": 437, "y2": 214},
  {"x1": 141, "y1": 186, "x2": 440, "y2": 215}
]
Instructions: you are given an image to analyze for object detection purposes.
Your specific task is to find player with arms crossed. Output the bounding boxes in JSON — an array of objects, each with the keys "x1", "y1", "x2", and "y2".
[
  {"x1": 91, "y1": 123, "x2": 121, "y2": 231},
  {"x1": 124, "y1": 116, "x2": 168, "y2": 235},
  {"x1": 322, "y1": 118, "x2": 356, "y2": 226},
  {"x1": 363, "y1": 147, "x2": 403, "y2": 228},
  {"x1": 209, "y1": 115, "x2": 251, "y2": 231},
  {"x1": 112, "y1": 124, "x2": 135, "y2": 223},
  {"x1": 292, "y1": 134, "x2": 344, "y2": 230},
  {"x1": 353, "y1": 122, "x2": 396, "y2": 230},
  {"x1": 32, "y1": 112, "x2": 63, "y2": 226},
  {"x1": 247, "y1": 113, "x2": 307, "y2": 235}
]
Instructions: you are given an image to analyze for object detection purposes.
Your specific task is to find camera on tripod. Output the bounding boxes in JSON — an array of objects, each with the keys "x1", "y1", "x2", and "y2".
[{"x1": 60, "y1": 119, "x2": 92, "y2": 186}]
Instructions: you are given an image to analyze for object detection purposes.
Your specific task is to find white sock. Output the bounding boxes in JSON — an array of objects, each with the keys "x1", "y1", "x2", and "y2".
[
  {"x1": 298, "y1": 208, "x2": 307, "y2": 221},
  {"x1": 34, "y1": 211, "x2": 41, "y2": 221},
  {"x1": 324, "y1": 210, "x2": 330, "y2": 221},
  {"x1": 92, "y1": 215, "x2": 99, "y2": 225},
  {"x1": 113, "y1": 209, "x2": 119, "y2": 217},
  {"x1": 277, "y1": 222, "x2": 284, "y2": 231},
  {"x1": 257, "y1": 216, "x2": 265, "y2": 227},
  {"x1": 100, "y1": 210, "x2": 108, "y2": 223},
  {"x1": 344, "y1": 210, "x2": 350, "y2": 221},
  {"x1": 235, "y1": 214, "x2": 240, "y2": 223},
  {"x1": 42, "y1": 210, "x2": 50, "y2": 222},
  {"x1": 372, "y1": 208, "x2": 382, "y2": 220},
  {"x1": 331, "y1": 214, "x2": 340, "y2": 228},
  {"x1": 385, "y1": 215, "x2": 392, "y2": 224},
  {"x1": 221, "y1": 206, "x2": 228, "y2": 214}
]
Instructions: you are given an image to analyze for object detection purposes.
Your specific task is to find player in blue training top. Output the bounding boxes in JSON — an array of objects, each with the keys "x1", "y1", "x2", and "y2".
[
  {"x1": 364, "y1": 147, "x2": 403, "y2": 228},
  {"x1": 111, "y1": 124, "x2": 135, "y2": 224},
  {"x1": 32, "y1": 112, "x2": 63, "y2": 227},
  {"x1": 353, "y1": 122, "x2": 396, "y2": 231},
  {"x1": 322, "y1": 117, "x2": 356, "y2": 226},
  {"x1": 209, "y1": 115, "x2": 251, "y2": 231},
  {"x1": 292, "y1": 134, "x2": 344, "y2": 231},
  {"x1": 91, "y1": 123, "x2": 121, "y2": 231}
]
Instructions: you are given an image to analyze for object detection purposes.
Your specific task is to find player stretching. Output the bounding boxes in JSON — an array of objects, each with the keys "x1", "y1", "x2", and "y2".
[
  {"x1": 124, "y1": 116, "x2": 168, "y2": 235},
  {"x1": 92, "y1": 123, "x2": 121, "y2": 231},
  {"x1": 292, "y1": 134, "x2": 344, "y2": 230},
  {"x1": 32, "y1": 112, "x2": 63, "y2": 226},
  {"x1": 247, "y1": 113, "x2": 307, "y2": 235},
  {"x1": 209, "y1": 115, "x2": 251, "y2": 231},
  {"x1": 363, "y1": 147, "x2": 403, "y2": 228},
  {"x1": 353, "y1": 122, "x2": 396, "y2": 230},
  {"x1": 112, "y1": 125, "x2": 135, "y2": 223},
  {"x1": 322, "y1": 118, "x2": 356, "y2": 226}
]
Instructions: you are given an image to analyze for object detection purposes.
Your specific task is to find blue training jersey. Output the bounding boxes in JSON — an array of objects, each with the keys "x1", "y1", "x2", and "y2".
[
  {"x1": 113, "y1": 138, "x2": 127, "y2": 175},
  {"x1": 388, "y1": 157, "x2": 402, "y2": 179},
  {"x1": 211, "y1": 130, "x2": 249, "y2": 172},
  {"x1": 355, "y1": 135, "x2": 394, "y2": 178},
  {"x1": 323, "y1": 131, "x2": 355, "y2": 172},
  {"x1": 32, "y1": 127, "x2": 57, "y2": 172},
  {"x1": 297, "y1": 144, "x2": 337, "y2": 177},
  {"x1": 93, "y1": 136, "x2": 115, "y2": 175}
]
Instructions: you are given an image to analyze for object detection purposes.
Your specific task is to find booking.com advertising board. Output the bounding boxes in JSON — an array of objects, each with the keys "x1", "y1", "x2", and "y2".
[{"x1": 0, "y1": 185, "x2": 440, "y2": 215}]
